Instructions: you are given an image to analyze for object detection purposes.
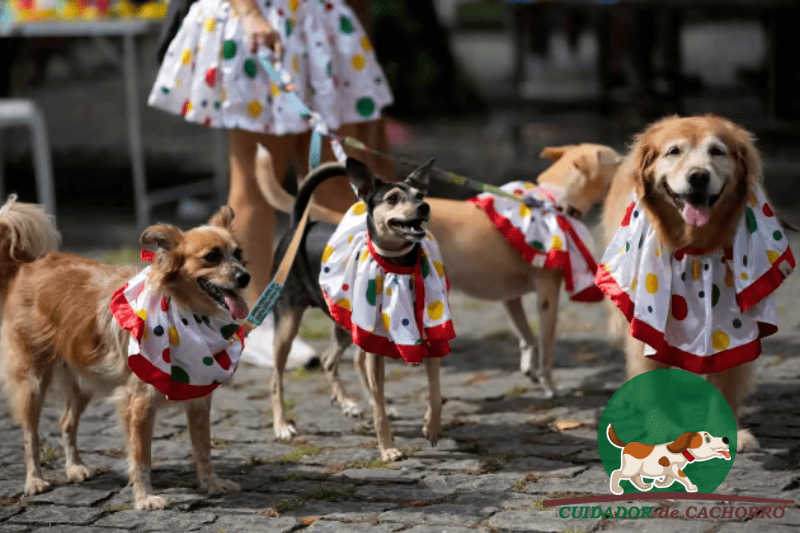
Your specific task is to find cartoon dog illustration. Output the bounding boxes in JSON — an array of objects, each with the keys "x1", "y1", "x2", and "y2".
[{"x1": 607, "y1": 424, "x2": 731, "y2": 494}]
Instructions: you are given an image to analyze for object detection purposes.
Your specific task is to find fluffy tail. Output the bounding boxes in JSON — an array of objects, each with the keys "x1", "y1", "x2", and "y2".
[
  {"x1": 0, "y1": 194, "x2": 60, "y2": 264},
  {"x1": 607, "y1": 424, "x2": 626, "y2": 448},
  {"x1": 255, "y1": 144, "x2": 347, "y2": 225}
]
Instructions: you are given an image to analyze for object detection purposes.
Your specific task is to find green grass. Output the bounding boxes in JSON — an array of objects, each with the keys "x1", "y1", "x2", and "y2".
[
  {"x1": 263, "y1": 498, "x2": 303, "y2": 516},
  {"x1": 289, "y1": 366, "x2": 322, "y2": 382},
  {"x1": 346, "y1": 459, "x2": 399, "y2": 470},
  {"x1": 302, "y1": 486, "x2": 354, "y2": 502},
  {"x1": 103, "y1": 504, "x2": 130, "y2": 513},
  {"x1": 506, "y1": 385, "x2": 528, "y2": 398},
  {"x1": 39, "y1": 446, "x2": 55, "y2": 468},
  {"x1": 466, "y1": 440, "x2": 514, "y2": 473},
  {"x1": 267, "y1": 444, "x2": 324, "y2": 465},
  {"x1": 298, "y1": 309, "x2": 331, "y2": 340},
  {"x1": 211, "y1": 439, "x2": 230, "y2": 449}
]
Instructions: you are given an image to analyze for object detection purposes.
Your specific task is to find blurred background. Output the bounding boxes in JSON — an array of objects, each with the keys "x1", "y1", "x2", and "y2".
[{"x1": 2, "y1": 0, "x2": 800, "y2": 252}]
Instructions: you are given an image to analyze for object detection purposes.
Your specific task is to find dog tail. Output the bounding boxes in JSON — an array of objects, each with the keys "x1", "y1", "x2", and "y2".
[
  {"x1": 256, "y1": 144, "x2": 346, "y2": 225},
  {"x1": 607, "y1": 424, "x2": 626, "y2": 448},
  {"x1": 0, "y1": 194, "x2": 60, "y2": 270},
  {"x1": 291, "y1": 161, "x2": 349, "y2": 227}
]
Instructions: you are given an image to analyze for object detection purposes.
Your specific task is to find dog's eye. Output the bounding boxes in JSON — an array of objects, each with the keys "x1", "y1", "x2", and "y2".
[
  {"x1": 666, "y1": 146, "x2": 682, "y2": 157},
  {"x1": 233, "y1": 248, "x2": 243, "y2": 262},
  {"x1": 204, "y1": 248, "x2": 222, "y2": 264},
  {"x1": 386, "y1": 193, "x2": 399, "y2": 205},
  {"x1": 709, "y1": 145, "x2": 725, "y2": 157},
  {"x1": 705, "y1": 436, "x2": 711, "y2": 443}
]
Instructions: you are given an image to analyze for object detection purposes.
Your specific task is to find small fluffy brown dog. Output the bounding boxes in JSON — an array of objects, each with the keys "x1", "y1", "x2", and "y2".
[
  {"x1": 0, "y1": 197, "x2": 247, "y2": 509},
  {"x1": 257, "y1": 144, "x2": 621, "y2": 403},
  {"x1": 602, "y1": 115, "x2": 764, "y2": 451}
]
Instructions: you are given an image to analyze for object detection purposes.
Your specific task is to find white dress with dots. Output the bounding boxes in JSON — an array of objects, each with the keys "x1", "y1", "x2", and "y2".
[
  {"x1": 595, "y1": 185, "x2": 794, "y2": 373},
  {"x1": 110, "y1": 267, "x2": 246, "y2": 401},
  {"x1": 469, "y1": 181, "x2": 603, "y2": 302},
  {"x1": 318, "y1": 202, "x2": 455, "y2": 364},
  {"x1": 148, "y1": 0, "x2": 393, "y2": 134}
]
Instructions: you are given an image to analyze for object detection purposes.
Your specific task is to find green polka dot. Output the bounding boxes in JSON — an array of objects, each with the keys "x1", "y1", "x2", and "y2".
[
  {"x1": 203, "y1": 357, "x2": 214, "y2": 366},
  {"x1": 356, "y1": 97, "x2": 375, "y2": 117},
  {"x1": 214, "y1": 101, "x2": 221, "y2": 110},
  {"x1": 221, "y1": 324, "x2": 238, "y2": 340},
  {"x1": 244, "y1": 58, "x2": 257, "y2": 78},
  {"x1": 733, "y1": 318, "x2": 742, "y2": 329},
  {"x1": 171, "y1": 366, "x2": 191, "y2": 384},
  {"x1": 774, "y1": 230, "x2": 783, "y2": 241},
  {"x1": 223, "y1": 40, "x2": 237, "y2": 60},
  {"x1": 366, "y1": 279, "x2": 377, "y2": 306},
  {"x1": 285, "y1": 18, "x2": 294, "y2": 37},
  {"x1": 746, "y1": 207, "x2": 757, "y2": 234},
  {"x1": 421, "y1": 260, "x2": 429, "y2": 278},
  {"x1": 711, "y1": 283, "x2": 720, "y2": 307},
  {"x1": 326, "y1": 62, "x2": 333, "y2": 77},
  {"x1": 531, "y1": 240, "x2": 544, "y2": 251},
  {"x1": 161, "y1": 87, "x2": 169, "y2": 94},
  {"x1": 625, "y1": 241, "x2": 630, "y2": 252},
  {"x1": 339, "y1": 15, "x2": 354, "y2": 34}
]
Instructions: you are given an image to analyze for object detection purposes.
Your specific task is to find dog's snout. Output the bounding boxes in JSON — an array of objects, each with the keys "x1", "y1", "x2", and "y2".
[
  {"x1": 688, "y1": 169, "x2": 710, "y2": 189},
  {"x1": 235, "y1": 271, "x2": 251, "y2": 289},
  {"x1": 722, "y1": 437, "x2": 729, "y2": 444},
  {"x1": 418, "y1": 202, "x2": 430, "y2": 217}
]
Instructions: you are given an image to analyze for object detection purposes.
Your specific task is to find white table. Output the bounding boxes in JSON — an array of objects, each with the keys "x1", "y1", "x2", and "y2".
[{"x1": 1, "y1": 19, "x2": 228, "y2": 228}]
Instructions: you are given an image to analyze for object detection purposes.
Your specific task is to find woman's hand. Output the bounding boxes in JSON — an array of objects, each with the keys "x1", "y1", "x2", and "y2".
[{"x1": 241, "y1": 8, "x2": 282, "y2": 57}]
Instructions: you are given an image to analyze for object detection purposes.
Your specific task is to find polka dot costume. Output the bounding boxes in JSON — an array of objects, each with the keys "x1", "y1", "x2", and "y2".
[
  {"x1": 469, "y1": 181, "x2": 603, "y2": 302},
  {"x1": 595, "y1": 185, "x2": 795, "y2": 373},
  {"x1": 147, "y1": 0, "x2": 393, "y2": 134},
  {"x1": 110, "y1": 267, "x2": 246, "y2": 400},
  {"x1": 319, "y1": 202, "x2": 455, "y2": 364}
]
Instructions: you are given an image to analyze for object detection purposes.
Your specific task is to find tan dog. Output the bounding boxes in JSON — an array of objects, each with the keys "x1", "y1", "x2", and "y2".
[
  {"x1": 607, "y1": 424, "x2": 731, "y2": 494},
  {"x1": 0, "y1": 197, "x2": 247, "y2": 509},
  {"x1": 602, "y1": 115, "x2": 766, "y2": 451},
  {"x1": 257, "y1": 144, "x2": 621, "y2": 402}
]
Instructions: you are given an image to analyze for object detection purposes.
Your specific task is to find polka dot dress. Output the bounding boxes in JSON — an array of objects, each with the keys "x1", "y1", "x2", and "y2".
[
  {"x1": 469, "y1": 181, "x2": 603, "y2": 302},
  {"x1": 110, "y1": 267, "x2": 245, "y2": 400},
  {"x1": 595, "y1": 185, "x2": 795, "y2": 373},
  {"x1": 319, "y1": 202, "x2": 455, "y2": 364},
  {"x1": 148, "y1": 0, "x2": 393, "y2": 134}
]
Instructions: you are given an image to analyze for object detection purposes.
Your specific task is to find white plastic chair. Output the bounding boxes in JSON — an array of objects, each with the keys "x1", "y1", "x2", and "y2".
[{"x1": 0, "y1": 99, "x2": 56, "y2": 217}]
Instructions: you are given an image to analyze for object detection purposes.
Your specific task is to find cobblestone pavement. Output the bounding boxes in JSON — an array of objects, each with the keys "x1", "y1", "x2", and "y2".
[{"x1": 1, "y1": 234, "x2": 800, "y2": 533}]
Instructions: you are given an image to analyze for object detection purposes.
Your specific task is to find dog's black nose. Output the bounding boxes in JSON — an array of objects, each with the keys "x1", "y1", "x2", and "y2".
[
  {"x1": 722, "y1": 437, "x2": 729, "y2": 444},
  {"x1": 688, "y1": 169, "x2": 710, "y2": 189},
  {"x1": 418, "y1": 202, "x2": 430, "y2": 217},
  {"x1": 235, "y1": 271, "x2": 251, "y2": 289}
]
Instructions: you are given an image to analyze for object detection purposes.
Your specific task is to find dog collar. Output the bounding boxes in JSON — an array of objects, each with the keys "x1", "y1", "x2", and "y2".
[
  {"x1": 532, "y1": 184, "x2": 583, "y2": 219},
  {"x1": 682, "y1": 450, "x2": 695, "y2": 462},
  {"x1": 370, "y1": 241, "x2": 416, "y2": 258}
]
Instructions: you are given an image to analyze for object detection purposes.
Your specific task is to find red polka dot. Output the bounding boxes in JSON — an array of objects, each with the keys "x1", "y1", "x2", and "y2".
[
  {"x1": 205, "y1": 67, "x2": 217, "y2": 88},
  {"x1": 203, "y1": 117, "x2": 212, "y2": 127},
  {"x1": 671, "y1": 294, "x2": 688, "y2": 321},
  {"x1": 161, "y1": 296, "x2": 169, "y2": 312},
  {"x1": 342, "y1": 284, "x2": 349, "y2": 291},
  {"x1": 621, "y1": 201, "x2": 635, "y2": 227},
  {"x1": 180, "y1": 100, "x2": 191, "y2": 116},
  {"x1": 763, "y1": 203, "x2": 774, "y2": 217},
  {"x1": 325, "y1": 2, "x2": 333, "y2": 10},
  {"x1": 277, "y1": 8, "x2": 284, "y2": 15},
  {"x1": 214, "y1": 350, "x2": 232, "y2": 371},
  {"x1": 162, "y1": 348, "x2": 171, "y2": 363},
  {"x1": 514, "y1": 189, "x2": 524, "y2": 195}
]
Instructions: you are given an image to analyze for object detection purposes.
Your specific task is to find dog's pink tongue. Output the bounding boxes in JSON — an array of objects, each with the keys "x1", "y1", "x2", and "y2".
[
  {"x1": 683, "y1": 204, "x2": 711, "y2": 227},
  {"x1": 225, "y1": 295, "x2": 249, "y2": 320},
  {"x1": 721, "y1": 450, "x2": 731, "y2": 459}
]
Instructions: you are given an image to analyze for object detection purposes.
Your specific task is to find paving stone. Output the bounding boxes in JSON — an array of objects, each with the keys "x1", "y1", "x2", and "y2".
[
  {"x1": 401, "y1": 527, "x2": 480, "y2": 533},
  {"x1": 0, "y1": 526, "x2": 28, "y2": 532},
  {"x1": 0, "y1": 507, "x2": 21, "y2": 521},
  {"x1": 0, "y1": 481, "x2": 22, "y2": 499},
  {"x1": 716, "y1": 522, "x2": 800, "y2": 533},
  {"x1": 335, "y1": 468, "x2": 423, "y2": 484},
  {"x1": 304, "y1": 521, "x2": 403, "y2": 533},
  {"x1": 93, "y1": 510, "x2": 216, "y2": 531},
  {"x1": 195, "y1": 514, "x2": 297, "y2": 533},
  {"x1": 29, "y1": 527, "x2": 129, "y2": 533},
  {"x1": 601, "y1": 519, "x2": 716, "y2": 532},
  {"x1": 287, "y1": 501, "x2": 398, "y2": 521},
  {"x1": 9, "y1": 506, "x2": 104, "y2": 526},
  {"x1": 487, "y1": 509, "x2": 600, "y2": 532},
  {"x1": 379, "y1": 503, "x2": 496, "y2": 527},
  {"x1": 201, "y1": 492, "x2": 299, "y2": 515},
  {"x1": 27, "y1": 486, "x2": 114, "y2": 507}
]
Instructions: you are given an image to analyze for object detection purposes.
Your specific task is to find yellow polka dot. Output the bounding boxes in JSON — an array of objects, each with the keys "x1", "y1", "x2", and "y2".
[
  {"x1": 184, "y1": 100, "x2": 194, "y2": 113},
  {"x1": 712, "y1": 330, "x2": 730, "y2": 351},
  {"x1": 352, "y1": 202, "x2": 366, "y2": 216},
  {"x1": 248, "y1": 100, "x2": 262, "y2": 117},
  {"x1": 519, "y1": 204, "x2": 531, "y2": 218},
  {"x1": 692, "y1": 259, "x2": 702, "y2": 281},
  {"x1": 725, "y1": 265, "x2": 734, "y2": 287},
  {"x1": 630, "y1": 278, "x2": 637, "y2": 291},
  {"x1": 748, "y1": 192, "x2": 757, "y2": 207},
  {"x1": 645, "y1": 273, "x2": 658, "y2": 294},
  {"x1": 386, "y1": 287, "x2": 392, "y2": 296},
  {"x1": 605, "y1": 265, "x2": 611, "y2": 272},
  {"x1": 348, "y1": 236, "x2": 354, "y2": 243},
  {"x1": 620, "y1": 247, "x2": 626, "y2": 255},
  {"x1": 375, "y1": 275, "x2": 383, "y2": 296},
  {"x1": 741, "y1": 272, "x2": 749, "y2": 281},
  {"x1": 551, "y1": 235, "x2": 563, "y2": 251},
  {"x1": 322, "y1": 244, "x2": 334, "y2": 262},
  {"x1": 289, "y1": 0, "x2": 299, "y2": 11},
  {"x1": 655, "y1": 248, "x2": 660, "y2": 257},
  {"x1": 136, "y1": 309, "x2": 147, "y2": 321},
  {"x1": 767, "y1": 250, "x2": 780, "y2": 264},
  {"x1": 176, "y1": 80, "x2": 183, "y2": 87},
  {"x1": 361, "y1": 36, "x2": 372, "y2": 52},
  {"x1": 433, "y1": 261, "x2": 445, "y2": 277},
  {"x1": 382, "y1": 312, "x2": 390, "y2": 331},
  {"x1": 351, "y1": 54, "x2": 365, "y2": 71},
  {"x1": 203, "y1": 17, "x2": 215, "y2": 32},
  {"x1": 181, "y1": 49, "x2": 192, "y2": 65},
  {"x1": 336, "y1": 299, "x2": 351, "y2": 311},
  {"x1": 292, "y1": 54, "x2": 300, "y2": 73},
  {"x1": 168, "y1": 326, "x2": 180, "y2": 347},
  {"x1": 523, "y1": 182, "x2": 535, "y2": 189},
  {"x1": 220, "y1": 88, "x2": 227, "y2": 101},
  {"x1": 360, "y1": 249, "x2": 370, "y2": 262},
  {"x1": 428, "y1": 301, "x2": 444, "y2": 321},
  {"x1": 270, "y1": 83, "x2": 280, "y2": 98}
]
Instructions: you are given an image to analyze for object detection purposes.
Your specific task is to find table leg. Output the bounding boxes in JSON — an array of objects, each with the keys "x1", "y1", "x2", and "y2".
[{"x1": 122, "y1": 32, "x2": 148, "y2": 229}]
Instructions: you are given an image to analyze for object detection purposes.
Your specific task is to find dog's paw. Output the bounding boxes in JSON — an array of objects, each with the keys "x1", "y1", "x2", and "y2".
[
  {"x1": 24, "y1": 476, "x2": 52, "y2": 495},
  {"x1": 380, "y1": 448, "x2": 406, "y2": 462},
  {"x1": 66, "y1": 464, "x2": 95, "y2": 483},
  {"x1": 274, "y1": 420, "x2": 298, "y2": 441},
  {"x1": 737, "y1": 428, "x2": 760, "y2": 453},
  {"x1": 135, "y1": 494, "x2": 169, "y2": 510},
  {"x1": 200, "y1": 476, "x2": 241, "y2": 496},
  {"x1": 339, "y1": 396, "x2": 364, "y2": 418},
  {"x1": 386, "y1": 406, "x2": 399, "y2": 420},
  {"x1": 686, "y1": 484, "x2": 698, "y2": 492},
  {"x1": 423, "y1": 415, "x2": 441, "y2": 446}
]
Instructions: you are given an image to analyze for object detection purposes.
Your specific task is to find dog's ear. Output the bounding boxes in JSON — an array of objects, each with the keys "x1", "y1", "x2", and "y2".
[
  {"x1": 209, "y1": 205, "x2": 234, "y2": 230},
  {"x1": 540, "y1": 145, "x2": 576, "y2": 161},
  {"x1": 598, "y1": 147, "x2": 623, "y2": 169},
  {"x1": 666, "y1": 432, "x2": 700, "y2": 453},
  {"x1": 346, "y1": 157, "x2": 378, "y2": 199},
  {"x1": 140, "y1": 224, "x2": 183, "y2": 251},
  {"x1": 572, "y1": 153, "x2": 596, "y2": 179},
  {"x1": 405, "y1": 158, "x2": 434, "y2": 196}
]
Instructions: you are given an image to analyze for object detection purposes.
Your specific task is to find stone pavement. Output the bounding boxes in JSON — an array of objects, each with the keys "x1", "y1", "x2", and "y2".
[{"x1": 2, "y1": 236, "x2": 800, "y2": 533}]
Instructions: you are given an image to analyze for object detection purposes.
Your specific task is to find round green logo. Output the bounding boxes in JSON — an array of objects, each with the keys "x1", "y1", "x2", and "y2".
[{"x1": 598, "y1": 369, "x2": 736, "y2": 495}]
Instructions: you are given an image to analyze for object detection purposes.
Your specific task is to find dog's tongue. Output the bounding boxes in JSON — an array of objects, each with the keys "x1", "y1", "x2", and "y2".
[
  {"x1": 720, "y1": 450, "x2": 731, "y2": 459},
  {"x1": 224, "y1": 294, "x2": 249, "y2": 320},
  {"x1": 683, "y1": 203, "x2": 711, "y2": 227}
]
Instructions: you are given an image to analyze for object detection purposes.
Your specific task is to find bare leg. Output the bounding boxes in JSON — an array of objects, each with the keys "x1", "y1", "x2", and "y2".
[
  {"x1": 321, "y1": 325, "x2": 360, "y2": 417},
  {"x1": 271, "y1": 309, "x2": 303, "y2": 440},
  {"x1": 423, "y1": 357, "x2": 442, "y2": 446},
  {"x1": 186, "y1": 395, "x2": 240, "y2": 495},
  {"x1": 365, "y1": 352, "x2": 404, "y2": 461},
  {"x1": 624, "y1": 334, "x2": 667, "y2": 379},
  {"x1": 503, "y1": 297, "x2": 538, "y2": 381},
  {"x1": 119, "y1": 383, "x2": 165, "y2": 510},
  {"x1": 60, "y1": 377, "x2": 94, "y2": 483},
  {"x1": 534, "y1": 269, "x2": 561, "y2": 398},
  {"x1": 630, "y1": 474, "x2": 653, "y2": 492}
]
